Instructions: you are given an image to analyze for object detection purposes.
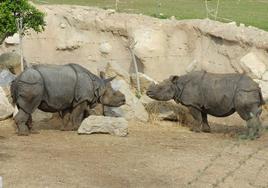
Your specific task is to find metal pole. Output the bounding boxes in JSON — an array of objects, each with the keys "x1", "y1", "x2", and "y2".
[
  {"x1": 18, "y1": 17, "x2": 24, "y2": 72},
  {"x1": 128, "y1": 44, "x2": 141, "y2": 97},
  {"x1": 115, "y1": 0, "x2": 118, "y2": 11},
  {"x1": 215, "y1": 0, "x2": 220, "y2": 20}
]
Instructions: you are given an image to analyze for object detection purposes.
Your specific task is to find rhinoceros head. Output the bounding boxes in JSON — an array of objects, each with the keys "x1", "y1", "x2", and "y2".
[
  {"x1": 99, "y1": 72, "x2": 126, "y2": 107},
  {"x1": 146, "y1": 75, "x2": 179, "y2": 101}
]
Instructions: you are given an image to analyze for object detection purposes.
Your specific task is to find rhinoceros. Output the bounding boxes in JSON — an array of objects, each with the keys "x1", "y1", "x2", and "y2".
[
  {"x1": 11, "y1": 63, "x2": 126, "y2": 136},
  {"x1": 146, "y1": 71, "x2": 265, "y2": 139}
]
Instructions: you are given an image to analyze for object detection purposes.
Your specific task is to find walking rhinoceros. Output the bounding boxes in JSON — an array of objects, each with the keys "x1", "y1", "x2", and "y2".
[
  {"x1": 146, "y1": 71, "x2": 265, "y2": 139},
  {"x1": 11, "y1": 63, "x2": 126, "y2": 136}
]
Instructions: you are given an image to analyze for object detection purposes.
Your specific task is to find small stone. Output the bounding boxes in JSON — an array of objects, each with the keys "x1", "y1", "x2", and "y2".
[
  {"x1": 99, "y1": 42, "x2": 112, "y2": 55},
  {"x1": 170, "y1": 16, "x2": 176, "y2": 20},
  {"x1": 60, "y1": 23, "x2": 66, "y2": 29},
  {"x1": 78, "y1": 116, "x2": 128, "y2": 137},
  {"x1": 107, "y1": 9, "x2": 116, "y2": 15}
]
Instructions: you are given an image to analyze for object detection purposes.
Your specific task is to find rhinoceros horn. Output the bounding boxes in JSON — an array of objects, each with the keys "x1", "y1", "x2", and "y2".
[{"x1": 104, "y1": 76, "x2": 116, "y2": 84}]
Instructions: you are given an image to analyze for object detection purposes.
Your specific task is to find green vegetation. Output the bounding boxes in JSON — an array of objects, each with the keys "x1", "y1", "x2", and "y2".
[
  {"x1": 0, "y1": 0, "x2": 45, "y2": 43},
  {"x1": 33, "y1": 0, "x2": 268, "y2": 31}
]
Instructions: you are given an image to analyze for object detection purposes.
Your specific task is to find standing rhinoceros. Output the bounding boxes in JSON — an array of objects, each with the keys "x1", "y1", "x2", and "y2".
[
  {"x1": 146, "y1": 71, "x2": 265, "y2": 139},
  {"x1": 11, "y1": 63, "x2": 126, "y2": 136}
]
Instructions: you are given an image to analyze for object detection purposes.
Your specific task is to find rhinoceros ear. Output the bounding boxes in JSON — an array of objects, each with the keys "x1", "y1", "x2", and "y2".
[
  {"x1": 104, "y1": 76, "x2": 116, "y2": 84},
  {"x1": 169, "y1": 75, "x2": 179, "y2": 83},
  {"x1": 100, "y1": 71, "x2": 106, "y2": 79}
]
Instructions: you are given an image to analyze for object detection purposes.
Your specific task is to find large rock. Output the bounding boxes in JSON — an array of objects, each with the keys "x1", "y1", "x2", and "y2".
[
  {"x1": 240, "y1": 52, "x2": 266, "y2": 79},
  {"x1": 105, "y1": 79, "x2": 149, "y2": 122},
  {"x1": 5, "y1": 33, "x2": 20, "y2": 45},
  {"x1": 78, "y1": 116, "x2": 128, "y2": 137},
  {"x1": 104, "y1": 61, "x2": 130, "y2": 83},
  {"x1": 0, "y1": 52, "x2": 21, "y2": 75},
  {"x1": 0, "y1": 69, "x2": 16, "y2": 87},
  {"x1": 0, "y1": 87, "x2": 14, "y2": 121},
  {"x1": 254, "y1": 79, "x2": 268, "y2": 101},
  {"x1": 130, "y1": 72, "x2": 157, "y2": 92}
]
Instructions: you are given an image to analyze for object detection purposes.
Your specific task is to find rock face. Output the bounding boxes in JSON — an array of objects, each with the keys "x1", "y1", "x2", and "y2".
[
  {"x1": 14, "y1": 5, "x2": 267, "y2": 82},
  {"x1": 78, "y1": 116, "x2": 128, "y2": 137},
  {"x1": 0, "y1": 87, "x2": 14, "y2": 121}
]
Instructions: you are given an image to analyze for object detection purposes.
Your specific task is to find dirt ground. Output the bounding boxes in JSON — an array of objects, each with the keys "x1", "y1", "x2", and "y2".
[{"x1": 1, "y1": 119, "x2": 268, "y2": 188}]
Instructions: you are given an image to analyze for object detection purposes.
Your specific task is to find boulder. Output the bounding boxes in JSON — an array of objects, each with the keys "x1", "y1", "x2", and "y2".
[
  {"x1": 262, "y1": 71, "x2": 268, "y2": 81},
  {"x1": 78, "y1": 116, "x2": 128, "y2": 137},
  {"x1": 104, "y1": 61, "x2": 130, "y2": 83},
  {"x1": 186, "y1": 60, "x2": 199, "y2": 73},
  {"x1": 130, "y1": 72, "x2": 157, "y2": 92},
  {"x1": 0, "y1": 87, "x2": 14, "y2": 121},
  {"x1": 106, "y1": 79, "x2": 149, "y2": 122},
  {"x1": 254, "y1": 79, "x2": 268, "y2": 101},
  {"x1": 0, "y1": 69, "x2": 16, "y2": 87},
  {"x1": 240, "y1": 52, "x2": 266, "y2": 79},
  {"x1": 0, "y1": 52, "x2": 21, "y2": 75}
]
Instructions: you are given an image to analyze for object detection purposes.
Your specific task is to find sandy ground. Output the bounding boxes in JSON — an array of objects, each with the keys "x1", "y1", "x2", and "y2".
[{"x1": 1, "y1": 119, "x2": 268, "y2": 188}]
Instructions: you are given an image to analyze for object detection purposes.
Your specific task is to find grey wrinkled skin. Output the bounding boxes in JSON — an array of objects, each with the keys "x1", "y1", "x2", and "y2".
[
  {"x1": 11, "y1": 63, "x2": 126, "y2": 136},
  {"x1": 147, "y1": 71, "x2": 265, "y2": 139}
]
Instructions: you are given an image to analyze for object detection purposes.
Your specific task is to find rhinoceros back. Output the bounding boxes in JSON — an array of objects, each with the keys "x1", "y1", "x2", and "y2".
[
  {"x1": 178, "y1": 71, "x2": 263, "y2": 117},
  {"x1": 33, "y1": 64, "x2": 77, "y2": 110}
]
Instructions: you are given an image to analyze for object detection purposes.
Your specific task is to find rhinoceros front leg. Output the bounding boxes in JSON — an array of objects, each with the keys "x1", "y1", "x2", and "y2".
[
  {"x1": 188, "y1": 107, "x2": 211, "y2": 133},
  {"x1": 70, "y1": 102, "x2": 88, "y2": 131},
  {"x1": 14, "y1": 109, "x2": 30, "y2": 136},
  {"x1": 237, "y1": 104, "x2": 263, "y2": 140},
  {"x1": 60, "y1": 102, "x2": 88, "y2": 131}
]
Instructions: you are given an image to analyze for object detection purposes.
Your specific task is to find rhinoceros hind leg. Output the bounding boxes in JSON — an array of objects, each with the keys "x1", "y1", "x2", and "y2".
[
  {"x1": 26, "y1": 115, "x2": 39, "y2": 134},
  {"x1": 14, "y1": 109, "x2": 30, "y2": 136},
  {"x1": 201, "y1": 112, "x2": 211, "y2": 133}
]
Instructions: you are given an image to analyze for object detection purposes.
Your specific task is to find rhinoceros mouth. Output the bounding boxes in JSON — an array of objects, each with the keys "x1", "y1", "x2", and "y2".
[
  {"x1": 119, "y1": 99, "x2": 126, "y2": 105},
  {"x1": 146, "y1": 90, "x2": 155, "y2": 98}
]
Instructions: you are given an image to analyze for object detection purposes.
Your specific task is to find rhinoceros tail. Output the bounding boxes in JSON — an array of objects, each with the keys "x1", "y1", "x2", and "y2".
[
  {"x1": 259, "y1": 88, "x2": 265, "y2": 105},
  {"x1": 10, "y1": 79, "x2": 18, "y2": 106}
]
